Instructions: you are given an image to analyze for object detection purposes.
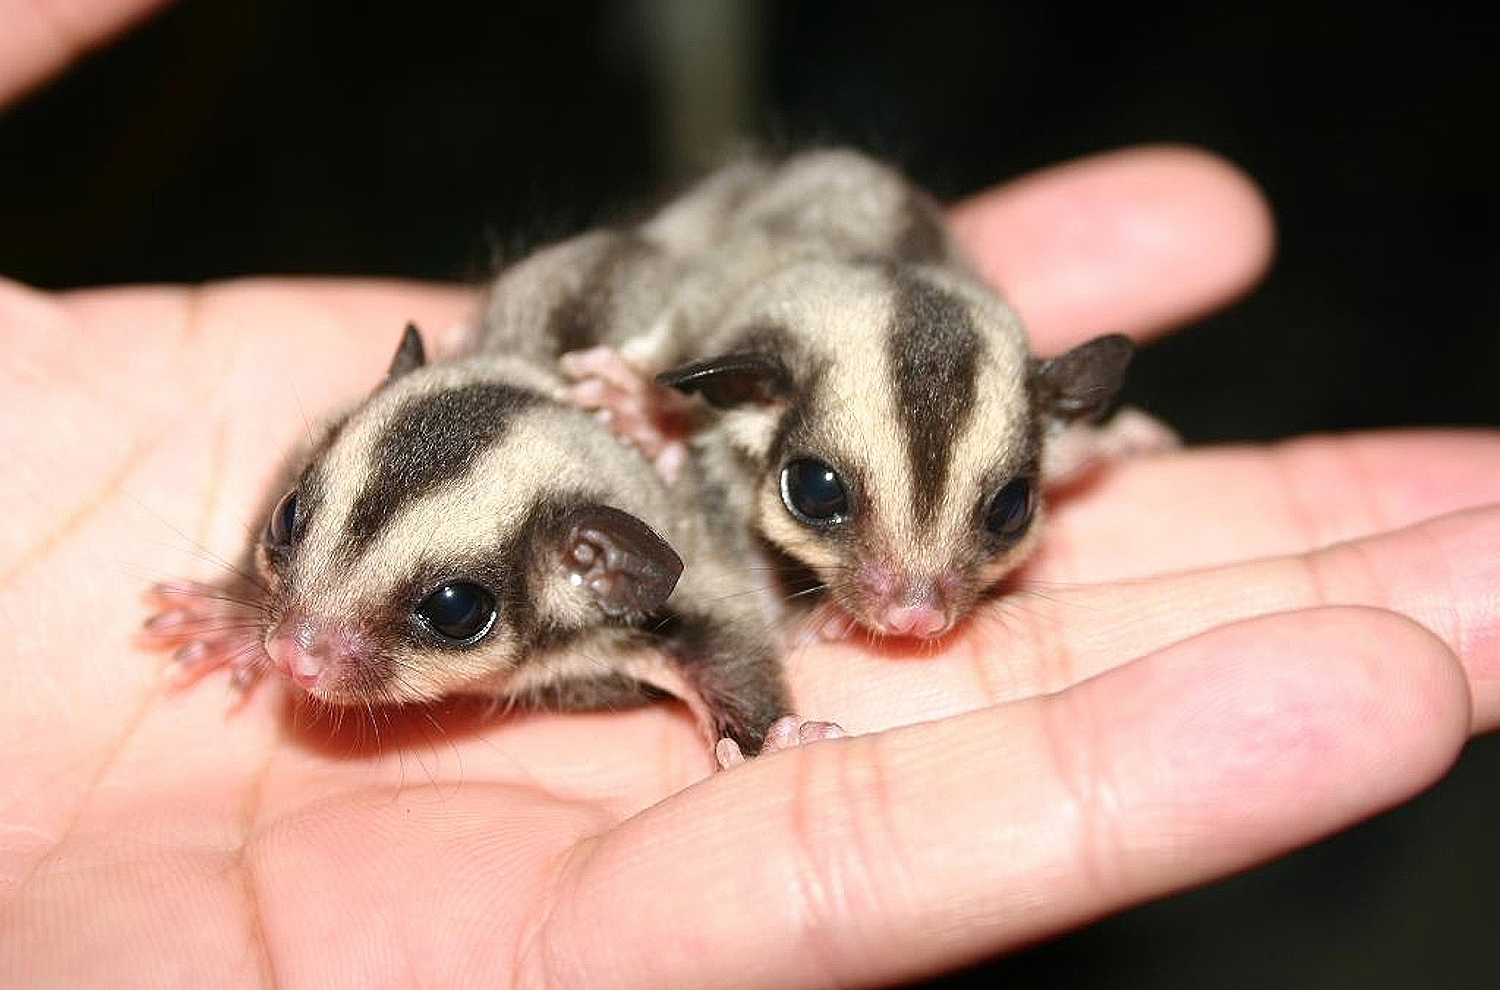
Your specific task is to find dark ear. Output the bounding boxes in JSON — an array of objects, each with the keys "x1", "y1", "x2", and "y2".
[
  {"x1": 1031, "y1": 334, "x2": 1134, "y2": 423},
  {"x1": 656, "y1": 353, "x2": 792, "y2": 409},
  {"x1": 556, "y1": 504, "x2": 683, "y2": 617},
  {"x1": 384, "y1": 323, "x2": 428, "y2": 384}
]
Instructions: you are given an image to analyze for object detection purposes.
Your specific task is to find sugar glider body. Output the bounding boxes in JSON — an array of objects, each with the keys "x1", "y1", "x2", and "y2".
[
  {"x1": 536, "y1": 149, "x2": 1177, "y2": 640},
  {"x1": 143, "y1": 326, "x2": 793, "y2": 754}
]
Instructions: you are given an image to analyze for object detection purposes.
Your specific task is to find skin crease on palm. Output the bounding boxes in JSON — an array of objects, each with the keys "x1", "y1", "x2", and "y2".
[{"x1": 3, "y1": 8, "x2": 1500, "y2": 990}]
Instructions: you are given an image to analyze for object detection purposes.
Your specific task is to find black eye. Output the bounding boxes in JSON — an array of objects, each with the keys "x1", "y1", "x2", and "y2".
[
  {"x1": 415, "y1": 582, "x2": 497, "y2": 644},
  {"x1": 780, "y1": 458, "x2": 850, "y2": 525},
  {"x1": 267, "y1": 489, "x2": 299, "y2": 547},
  {"x1": 984, "y1": 478, "x2": 1035, "y2": 542}
]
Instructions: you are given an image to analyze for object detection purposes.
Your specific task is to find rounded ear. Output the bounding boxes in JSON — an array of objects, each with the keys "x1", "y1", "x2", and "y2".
[
  {"x1": 656, "y1": 352, "x2": 792, "y2": 409},
  {"x1": 1031, "y1": 334, "x2": 1134, "y2": 424},
  {"x1": 554, "y1": 504, "x2": 684, "y2": 618},
  {"x1": 383, "y1": 323, "x2": 428, "y2": 385}
]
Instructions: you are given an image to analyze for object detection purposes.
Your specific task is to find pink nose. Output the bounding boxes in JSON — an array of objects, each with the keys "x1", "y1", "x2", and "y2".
[
  {"x1": 265, "y1": 633, "x2": 329, "y2": 689},
  {"x1": 264, "y1": 614, "x2": 372, "y2": 692},
  {"x1": 876, "y1": 604, "x2": 950, "y2": 639}
]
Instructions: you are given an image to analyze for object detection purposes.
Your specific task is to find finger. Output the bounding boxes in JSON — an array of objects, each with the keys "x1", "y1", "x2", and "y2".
[
  {"x1": 788, "y1": 502, "x2": 1500, "y2": 740},
  {"x1": 0, "y1": 0, "x2": 171, "y2": 108},
  {"x1": 528, "y1": 607, "x2": 1467, "y2": 989},
  {"x1": 1035, "y1": 429, "x2": 1500, "y2": 582},
  {"x1": 947, "y1": 145, "x2": 1274, "y2": 352},
  {"x1": 1008, "y1": 505, "x2": 1500, "y2": 732},
  {"x1": 55, "y1": 276, "x2": 474, "y2": 351}
]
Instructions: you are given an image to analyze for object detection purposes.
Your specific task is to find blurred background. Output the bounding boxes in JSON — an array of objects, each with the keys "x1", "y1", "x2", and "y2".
[{"x1": 2, "y1": 1, "x2": 1495, "y2": 986}]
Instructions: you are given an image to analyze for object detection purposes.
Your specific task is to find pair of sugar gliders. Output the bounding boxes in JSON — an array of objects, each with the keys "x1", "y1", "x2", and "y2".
[{"x1": 142, "y1": 149, "x2": 1174, "y2": 763}]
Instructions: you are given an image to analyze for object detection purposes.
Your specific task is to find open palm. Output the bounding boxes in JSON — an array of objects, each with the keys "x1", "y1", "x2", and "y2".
[{"x1": 3, "y1": 69, "x2": 1498, "y2": 990}]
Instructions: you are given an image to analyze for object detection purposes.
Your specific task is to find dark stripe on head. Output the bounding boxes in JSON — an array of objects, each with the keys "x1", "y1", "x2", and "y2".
[
  {"x1": 544, "y1": 232, "x2": 657, "y2": 354},
  {"x1": 341, "y1": 383, "x2": 540, "y2": 558},
  {"x1": 886, "y1": 269, "x2": 982, "y2": 523}
]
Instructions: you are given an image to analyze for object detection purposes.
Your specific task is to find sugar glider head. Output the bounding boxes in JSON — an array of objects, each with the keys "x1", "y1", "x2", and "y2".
[
  {"x1": 659, "y1": 260, "x2": 1133, "y2": 640},
  {"x1": 252, "y1": 325, "x2": 683, "y2": 705}
]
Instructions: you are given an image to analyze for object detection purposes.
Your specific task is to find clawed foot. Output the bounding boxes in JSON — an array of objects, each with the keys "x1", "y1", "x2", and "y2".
[
  {"x1": 138, "y1": 581, "x2": 269, "y2": 699},
  {"x1": 559, "y1": 346, "x2": 698, "y2": 484},
  {"x1": 716, "y1": 715, "x2": 847, "y2": 769}
]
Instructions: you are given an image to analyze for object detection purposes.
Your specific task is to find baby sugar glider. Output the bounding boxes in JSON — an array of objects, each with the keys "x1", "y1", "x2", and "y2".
[
  {"x1": 546, "y1": 148, "x2": 1180, "y2": 641},
  {"x1": 141, "y1": 324, "x2": 824, "y2": 759}
]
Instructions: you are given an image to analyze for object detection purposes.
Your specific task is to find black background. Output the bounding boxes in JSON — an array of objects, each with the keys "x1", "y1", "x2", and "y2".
[{"x1": 2, "y1": 2, "x2": 1496, "y2": 987}]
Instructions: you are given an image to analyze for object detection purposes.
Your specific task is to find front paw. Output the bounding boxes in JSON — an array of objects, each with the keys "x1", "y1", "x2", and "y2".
[
  {"x1": 716, "y1": 715, "x2": 847, "y2": 769},
  {"x1": 558, "y1": 346, "x2": 697, "y2": 483},
  {"x1": 139, "y1": 581, "x2": 269, "y2": 697}
]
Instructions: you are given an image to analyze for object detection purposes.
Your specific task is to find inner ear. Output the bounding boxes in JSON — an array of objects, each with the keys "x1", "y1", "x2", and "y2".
[
  {"x1": 555, "y1": 504, "x2": 684, "y2": 617},
  {"x1": 656, "y1": 352, "x2": 792, "y2": 409},
  {"x1": 383, "y1": 323, "x2": 428, "y2": 385},
  {"x1": 1031, "y1": 333, "x2": 1134, "y2": 423}
]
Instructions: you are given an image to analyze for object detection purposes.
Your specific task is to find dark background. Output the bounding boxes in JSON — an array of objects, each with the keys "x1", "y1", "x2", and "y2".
[{"x1": 2, "y1": 1, "x2": 1495, "y2": 986}]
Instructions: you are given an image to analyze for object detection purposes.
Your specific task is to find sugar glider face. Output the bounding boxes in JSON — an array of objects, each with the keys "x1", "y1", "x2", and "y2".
[
  {"x1": 660, "y1": 260, "x2": 1133, "y2": 640},
  {"x1": 253, "y1": 325, "x2": 683, "y2": 705}
]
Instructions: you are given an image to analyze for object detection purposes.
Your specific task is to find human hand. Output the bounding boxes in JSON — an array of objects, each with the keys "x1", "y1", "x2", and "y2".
[
  {"x1": 6, "y1": 7, "x2": 1500, "y2": 989},
  {"x1": 4, "y1": 145, "x2": 1494, "y2": 989}
]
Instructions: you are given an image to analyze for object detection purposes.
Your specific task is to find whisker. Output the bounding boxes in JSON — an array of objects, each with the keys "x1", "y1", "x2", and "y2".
[{"x1": 123, "y1": 494, "x2": 271, "y2": 595}]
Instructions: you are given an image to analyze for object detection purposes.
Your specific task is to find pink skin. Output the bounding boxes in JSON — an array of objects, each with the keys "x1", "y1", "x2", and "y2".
[
  {"x1": 558, "y1": 346, "x2": 696, "y2": 483},
  {"x1": 814, "y1": 608, "x2": 859, "y2": 641},
  {"x1": 877, "y1": 604, "x2": 950, "y2": 638},
  {"x1": 816, "y1": 601, "x2": 951, "y2": 642},
  {"x1": 810, "y1": 567, "x2": 969, "y2": 642},
  {"x1": 855, "y1": 567, "x2": 969, "y2": 639}
]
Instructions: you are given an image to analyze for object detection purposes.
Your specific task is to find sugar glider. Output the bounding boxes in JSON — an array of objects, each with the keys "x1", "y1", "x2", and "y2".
[
  {"x1": 140, "y1": 324, "x2": 827, "y2": 758},
  {"x1": 543, "y1": 148, "x2": 1180, "y2": 640}
]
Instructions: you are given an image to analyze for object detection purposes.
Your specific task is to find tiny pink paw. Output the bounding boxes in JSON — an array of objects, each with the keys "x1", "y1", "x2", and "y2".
[
  {"x1": 716, "y1": 715, "x2": 847, "y2": 769},
  {"x1": 139, "y1": 581, "x2": 269, "y2": 699},
  {"x1": 559, "y1": 345, "x2": 651, "y2": 393},
  {"x1": 558, "y1": 345, "x2": 697, "y2": 483}
]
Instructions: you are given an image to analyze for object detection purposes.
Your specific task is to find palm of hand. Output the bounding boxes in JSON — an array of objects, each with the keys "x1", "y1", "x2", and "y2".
[{"x1": 4, "y1": 158, "x2": 1498, "y2": 989}]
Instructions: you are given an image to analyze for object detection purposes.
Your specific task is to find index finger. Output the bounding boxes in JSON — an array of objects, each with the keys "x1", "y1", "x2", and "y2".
[{"x1": 524, "y1": 607, "x2": 1466, "y2": 989}]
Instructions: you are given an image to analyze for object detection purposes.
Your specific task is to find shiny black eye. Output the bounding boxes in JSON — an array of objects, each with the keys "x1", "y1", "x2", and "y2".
[
  {"x1": 780, "y1": 458, "x2": 850, "y2": 525},
  {"x1": 415, "y1": 582, "x2": 497, "y2": 644},
  {"x1": 267, "y1": 489, "x2": 299, "y2": 547},
  {"x1": 984, "y1": 478, "x2": 1035, "y2": 542}
]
